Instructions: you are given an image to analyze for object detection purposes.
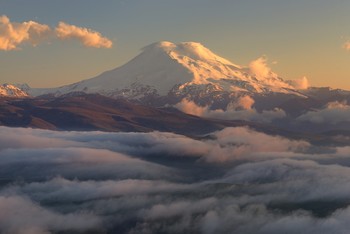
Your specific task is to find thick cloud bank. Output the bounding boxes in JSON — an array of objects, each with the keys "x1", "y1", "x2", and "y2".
[
  {"x1": 297, "y1": 101, "x2": 350, "y2": 124},
  {"x1": 1, "y1": 126, "x2": 350, "y2": 233}
]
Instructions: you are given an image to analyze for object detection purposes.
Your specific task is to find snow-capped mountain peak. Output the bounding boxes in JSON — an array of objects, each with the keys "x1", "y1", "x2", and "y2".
[
  {"x1": 139, "y1": 41, "x2": 296, "y2": 93},
  {"x1": 144, "y1": 41, "x2": 239, "y2": 67},
  {"x1": 0, "y1": 83, "x2": 29, "y2": 97},
  {"x1": 26, "y1": 41, "x2": 303, "y2": 101}
]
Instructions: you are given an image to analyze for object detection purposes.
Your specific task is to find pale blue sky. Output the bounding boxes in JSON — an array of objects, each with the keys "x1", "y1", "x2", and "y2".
[{"x1": 1, "y1": 0, "x2": 350, "y2": 89}]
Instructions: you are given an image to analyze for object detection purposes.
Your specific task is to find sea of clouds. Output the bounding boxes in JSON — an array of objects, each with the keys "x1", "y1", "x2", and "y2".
[{"x1": 1, "y1": 126, "x2": 350, "y2": 234}]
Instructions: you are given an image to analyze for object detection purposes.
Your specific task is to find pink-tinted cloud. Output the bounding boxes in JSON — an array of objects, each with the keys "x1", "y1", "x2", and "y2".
[
  {"x1": 287, "y1": 76, "x2": 309, "y2": 90},
  {"x1": 249, "y1": 57, "x2": 274, "y2": 80},
  {"x1": 175, "y1": 97, "x2": 286, "y2": 123},
  {"x1": 0, "y1": 15, "x2": 50, "y2": 51},
  {"x1": 55, "y1": 22, "x2": 113, "y2": 48},
  {"x1": 174, "y1": 98, "x2": 207, "y2": 116},
  {"x1": 0, "y1": 15, "x2": 113, "y2": 51},
  {"x1": 343, "y1": 41, "x2": 350, "y2": 51}
]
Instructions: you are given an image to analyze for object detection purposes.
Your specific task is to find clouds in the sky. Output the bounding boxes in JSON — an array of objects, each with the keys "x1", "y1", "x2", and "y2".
[
  {"x1": 0, "y1": 15, "x2": 50, "y2": 51},
  {"x1": 0, "y1": 15, "x2": 113, "y2": 50},
  {"x1": 343, "y1": 40, "x2": 350, "y2": 51},
  {"x1": 297, "y1": 100, "x2": 350, "y2": 124},
  {"x1": 1, "y1": 126, "x2": 350, "y2": 233},
  {"x1": 56, "y1": 22, "x2": 113, "y2": 48}
]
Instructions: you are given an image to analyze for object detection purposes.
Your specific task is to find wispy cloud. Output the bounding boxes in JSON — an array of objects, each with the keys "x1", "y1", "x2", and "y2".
[
  {"x1": 249, "y1": 57, "x2": 274, "y2": 80},
  {"x1": 287, "y1": 76, "x2": 310, "y2": 90}
]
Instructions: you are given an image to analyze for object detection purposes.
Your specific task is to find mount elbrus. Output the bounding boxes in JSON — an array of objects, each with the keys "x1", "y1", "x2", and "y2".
[{"x1": 1, "y1": 41, "x2": 349, "y2": 113}]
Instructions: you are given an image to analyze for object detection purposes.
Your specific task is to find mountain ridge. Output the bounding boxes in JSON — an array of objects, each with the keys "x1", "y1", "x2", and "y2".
[
  {"x1": 0, "y1": 84, "x2": 29, "y2": 98},
  {"x1": 2, "y1": 41, "x2": 350, "y2": 118}
]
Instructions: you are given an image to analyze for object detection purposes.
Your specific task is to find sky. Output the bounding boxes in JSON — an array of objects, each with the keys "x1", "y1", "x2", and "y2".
[{"x1": 0, "y1": 0, "x2": 350, "y2": 89}]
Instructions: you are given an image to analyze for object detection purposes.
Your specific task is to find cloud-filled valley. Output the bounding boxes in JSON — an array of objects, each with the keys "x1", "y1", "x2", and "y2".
[
  {"x1": 1, "y1": 126, "x2": 350, "y2": 233},
  {"x1": 1, "y1": 1, "x2": 350, "y2": 233}
]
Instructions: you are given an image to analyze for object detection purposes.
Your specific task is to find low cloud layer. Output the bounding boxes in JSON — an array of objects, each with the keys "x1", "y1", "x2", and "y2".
[
  {"x1": 1, "y1": 126, "x2": 350, "y2": 233},
  {"x1": 175, "y1": 96, "x2": 286, "y2": 123},
  {"x1": 0, "y1": 15, "x2": 113, "y2": 50},
  {"x1": 297, "y1": 101, "x2": 350, "y2": 124},
  {"x1": 0, "y1": 195, "x2": 101, "y2": 234}
]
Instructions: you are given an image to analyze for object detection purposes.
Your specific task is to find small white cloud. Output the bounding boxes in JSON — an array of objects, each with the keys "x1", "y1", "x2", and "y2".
[{"x1": 55, "y1": 22, "x2": 113, "y2": 48}]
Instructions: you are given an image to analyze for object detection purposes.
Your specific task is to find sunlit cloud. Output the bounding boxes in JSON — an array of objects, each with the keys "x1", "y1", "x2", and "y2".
[
  {"x1": 287, "y1": 76, "x2": 310, "y2": 90},
  {"x1": 343, "y1": 41, "x2": 350, "y2": 51},
  {"x1": 175, "y1": 97, "x2": 286, "y2": 123},
  {"x1": 0, "y1": 15, "x2": 113, "y2": 51},
  {"x1": 55, "y1": 22, "x2": 113, "y2": 48},
  {"x1": 249, "y1": 57, "x2": 275, "y2": 80},
  {"x1": 0, "y1": 15, "x2": 51, "y2": 51}
]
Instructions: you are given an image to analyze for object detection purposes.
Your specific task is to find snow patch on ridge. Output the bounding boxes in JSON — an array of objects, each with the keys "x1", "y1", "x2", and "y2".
[{"x1": 0, "y1": 84, "x2": 29, "y2": 97}]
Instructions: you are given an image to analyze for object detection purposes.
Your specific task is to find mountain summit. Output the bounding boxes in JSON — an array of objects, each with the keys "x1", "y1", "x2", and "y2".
[
  {"x1": 27, "y1": 41, "x2": 300, "y2": 99},
  {"x1": 2, "y1": 41, "x2": 350, "y2": 129}
]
